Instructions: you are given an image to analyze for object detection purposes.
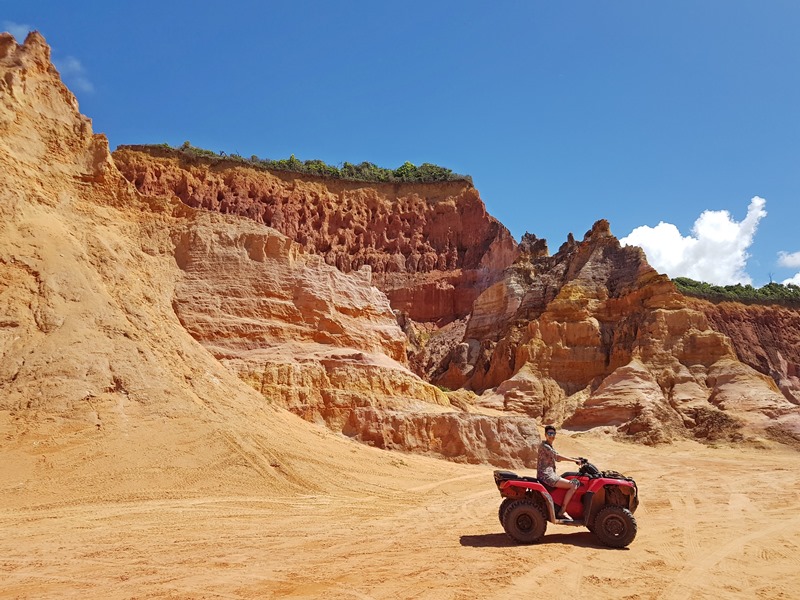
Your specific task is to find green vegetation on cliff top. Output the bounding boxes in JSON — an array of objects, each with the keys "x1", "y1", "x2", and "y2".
[
  {"x1": 674, "y1": 277, "x2": 800, "y2": 307},
  {"x1": 124, "y1": 142, "x2": 472, "y2": 184}
]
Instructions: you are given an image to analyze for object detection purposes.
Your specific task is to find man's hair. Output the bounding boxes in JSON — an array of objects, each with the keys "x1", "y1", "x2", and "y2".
[{"x1": 544, "y1": 425, "x2": 556, "y2": 434}]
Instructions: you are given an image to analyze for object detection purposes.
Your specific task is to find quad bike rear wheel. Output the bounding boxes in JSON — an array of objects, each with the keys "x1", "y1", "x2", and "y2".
[
  {"x1": 498, "y1": 498, "x2": 514, "y2": 526},
  {"x1": 593, "y1": 505, "x2": 637, "y2": 548},
  {"x1": 502, "y1": 499, "x2": 547, "y2": 544}
]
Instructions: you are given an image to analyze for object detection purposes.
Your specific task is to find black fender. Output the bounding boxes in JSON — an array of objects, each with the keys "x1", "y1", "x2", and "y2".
[
  {"x1": 585, "y1": 483, "x2": 637, "y2": 526},
  {"x1": 521, "y1": 487, "x2": 557, "y2": 522},
  {"x1": 538, "y1": 491, "x2": 558, "y2": 522},
  {"x1": 519, "y1": 487, "x2": 557, "y2": 522},
  {"x1": 582, "y1": 491, "x2": 597, "y2": 527}
]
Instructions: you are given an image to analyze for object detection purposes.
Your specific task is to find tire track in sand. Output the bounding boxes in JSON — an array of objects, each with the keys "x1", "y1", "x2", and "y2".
[{"x1": 660, "y1": 512, "x2": 800, "y2": 600}]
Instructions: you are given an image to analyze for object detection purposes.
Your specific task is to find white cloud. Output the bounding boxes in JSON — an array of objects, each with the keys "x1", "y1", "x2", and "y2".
[
  {"x1": 2, "y1": 20, "x2": 32, "y2": 42},
  {"x1": 783, "y1": 273, "x2": 800, "y2": 286},
  {"x1": 620, "y1": 197, "x2": 767, "y2": 285},
  {"x1": 778, "y1": 251, "x2": 800, "y2": 269},
  {"x1": 778, "y1": 251, "x2": 800, "y2": 286},
  {"x1": 53, "y1": 56, "x2": 95, "y2": 93}
]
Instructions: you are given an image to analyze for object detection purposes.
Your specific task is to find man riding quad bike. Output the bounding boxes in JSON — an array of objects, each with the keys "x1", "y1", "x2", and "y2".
[{"x1": 493, "y1": 458, "x2": 639, "y2": 548}]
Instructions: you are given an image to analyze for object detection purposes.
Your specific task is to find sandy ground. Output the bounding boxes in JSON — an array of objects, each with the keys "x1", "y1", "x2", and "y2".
[{"x1": 2, "y1": 420, "x2": 799, "y2": 600}]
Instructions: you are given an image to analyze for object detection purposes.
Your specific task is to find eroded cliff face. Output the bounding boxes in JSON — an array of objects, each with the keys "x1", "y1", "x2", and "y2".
[
  {"x1": 170, "y1": 212, "x2": 443, "y2": 419},
  {"x1": 109, "y1": 147, "x2": 800, "y2": 447},
  {"x1": 0, "y1": 32, "x2": 539, "y2": 468},
  {"x1": 113, "y1": 146, "x2": 518, "y2": 323},
  {"x1": 687, "y1": 299, "x2": 800, "y2": 405},
  {"x1": 433, "y1": 222, "x2": 800, "y2": 446}
]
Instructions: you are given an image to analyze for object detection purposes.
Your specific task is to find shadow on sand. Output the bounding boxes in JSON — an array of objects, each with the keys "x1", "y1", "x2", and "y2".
[{"x1": 459, "y1": 531, "x2": 626, "y2": 550}]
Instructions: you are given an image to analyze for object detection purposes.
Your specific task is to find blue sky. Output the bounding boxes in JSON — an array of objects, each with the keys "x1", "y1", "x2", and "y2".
[{"x1": 4, "y1": 1, "x2": 799, "y2": 286}]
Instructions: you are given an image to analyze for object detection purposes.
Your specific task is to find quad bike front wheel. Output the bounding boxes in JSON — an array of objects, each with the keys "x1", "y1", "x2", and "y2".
[
  {"x1": 502, "y1": 499, "x2": 547, "y2": 544},
  {"x1": 593, "y1": 505, "x2": 637, "y2": 548}
]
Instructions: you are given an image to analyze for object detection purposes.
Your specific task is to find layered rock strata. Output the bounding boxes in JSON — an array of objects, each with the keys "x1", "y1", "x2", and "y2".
[
  {"x1": 688, "y1": 299, "x2": 800, "y2": 405},
  {"x1": 434, "y1": 223, "x2": 800, "y2": 445},
  {"x1": 113, "y1": 146, "x2": 519, "y2": 324},
  {"x1": 168, "y1": 214, "x2": 539, "y2": 465}
]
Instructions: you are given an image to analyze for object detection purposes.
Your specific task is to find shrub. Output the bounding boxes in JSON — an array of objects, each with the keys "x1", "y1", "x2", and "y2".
[
  {"x1": 393, "y1": 161, "x2": 417, "y2": 180},
  {"x1": 126, "y1": 143, "x2": 471, "y2": 184},
  {"x1": 673, "y1": 277, "x2": 800, "y2": 307}
]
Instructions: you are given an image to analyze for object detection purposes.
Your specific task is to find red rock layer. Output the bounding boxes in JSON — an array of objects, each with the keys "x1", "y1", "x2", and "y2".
[
  {"x1": 113, "y1": 147, "x2": 518, "y2": 323},
  {"x1": 688, "y1": 299, "x2": 800, "y2": 405}
]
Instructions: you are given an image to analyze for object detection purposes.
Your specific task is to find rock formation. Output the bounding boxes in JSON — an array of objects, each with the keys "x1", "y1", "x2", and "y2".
[
  {"x1": 111, "y1": 144, "x2": 800, "y2": 448},
  {"x1": 0, "y1": 32, "x2": 538, "y2": 468},
  {"x1": 113, "y1": 146, "x2": 519, "y2": 324},
  {"x1": 5, "y1": 32, "x2": 798, "y2": 461},
  {"x1": 688, "y1": 299, "x2": 800, "y2": 405},
  {"x1": 433, "y1": 221, "x2": 800, "y2": 445}
]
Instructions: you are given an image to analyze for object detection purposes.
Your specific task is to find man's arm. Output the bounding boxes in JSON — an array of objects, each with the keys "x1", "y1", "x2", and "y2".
[{"x1": 556, "y1": 452, "x2": 582, "y2": 465}]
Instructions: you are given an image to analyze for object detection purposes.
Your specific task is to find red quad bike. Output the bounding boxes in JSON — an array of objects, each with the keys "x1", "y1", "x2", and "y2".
[{"x1": 493, "y1": 458, "x2": 639, "y2": 548}]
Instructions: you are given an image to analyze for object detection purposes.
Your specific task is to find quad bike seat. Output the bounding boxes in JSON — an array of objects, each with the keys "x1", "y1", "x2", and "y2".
[{"x1": 493, "y1": 470, "x2": 540, "y2": 486}]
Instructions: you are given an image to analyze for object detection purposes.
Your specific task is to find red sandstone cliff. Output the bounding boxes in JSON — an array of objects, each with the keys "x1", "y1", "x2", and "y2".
[
  {"x1": 113, "y1": 146, "x2": 518, "y2": 324},
  {"x1": 110, "y1": 147, "x2": 800, "y2": 448},
  {"x1": 687, "y1": 299, "x2": 800, "y2": 405}
]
